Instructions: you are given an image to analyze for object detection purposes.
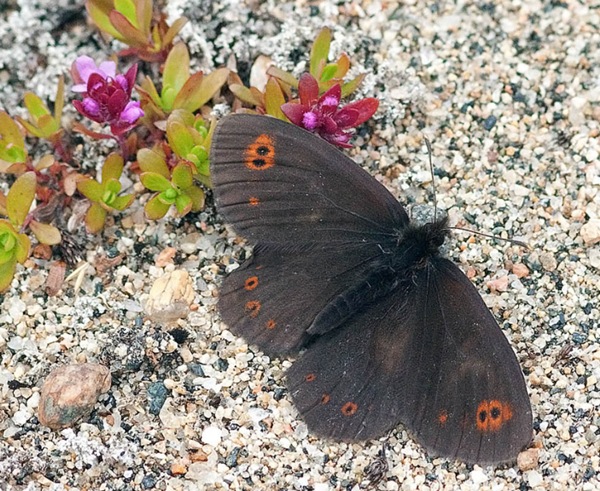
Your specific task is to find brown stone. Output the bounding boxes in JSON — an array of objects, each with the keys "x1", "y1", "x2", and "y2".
[
  {"x1": 189, "y1": 449, "x2": 208, "y2": 462},
  {"x1": 145, "y1": 270, "x2": 195, "y2": 323},
  {"x1": 512, "y1": 263, "x2": 530, "y2": 278},
  {"x1": 170, "y1": 463, "x2": 187, "y2": 475},
  {"x1": 517, "y1": 448, "x2": 540, "y2": 471},
  {"x1": 38, "y1": 363, "x2": 111, "y2": 429}
]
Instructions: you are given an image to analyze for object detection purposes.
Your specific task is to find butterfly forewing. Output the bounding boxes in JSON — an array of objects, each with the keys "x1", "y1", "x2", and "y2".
[{"x1": 210, "y1": 114, "x2": 408, "y2": 244}]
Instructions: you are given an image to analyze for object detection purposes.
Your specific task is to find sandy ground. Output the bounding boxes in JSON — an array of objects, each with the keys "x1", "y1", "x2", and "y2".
[{"x1": 1, "y1": 0, "x2": 600, "y2": 490}]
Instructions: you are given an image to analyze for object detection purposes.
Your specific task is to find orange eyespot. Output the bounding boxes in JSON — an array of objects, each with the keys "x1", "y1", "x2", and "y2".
[
  {"x1": 438, "y1": 409, "x2": 448, "y2": 425},
  {"x1": 249, "y1": 197, "x2": 259, "y2": 206},
  {"x1": 305, "y1": 373, "x2": 315, "y2": 382},
  {"x1": 244, "y1": 276, "x2": 258, "y2": 290},
  {"x1": 245, "y1": 134, "x2": 275, "y2": 170},
  {"x1": 320, "y1": 394, "x2": 330, "y2": 405},
  {"x1": 244, "y1": 301, "x2": 261, "y2": 318},
  {"x1": 476, "y1": 400, "x2": 513, "y2": 432},
  {"x1": 341, "y1": 402, "x2": 358, "y2": 416},
  {"x1": 266, "y1": 319, "x2": 276, "y2": 329}
]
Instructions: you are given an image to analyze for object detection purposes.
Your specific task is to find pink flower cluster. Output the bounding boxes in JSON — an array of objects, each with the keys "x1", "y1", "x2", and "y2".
[
  {"x1": 281, "y1": 73, "x2": 379, "y2": 148},
  {"x1": 71, "y1": 56, "x2": 144, "y2": 136}
]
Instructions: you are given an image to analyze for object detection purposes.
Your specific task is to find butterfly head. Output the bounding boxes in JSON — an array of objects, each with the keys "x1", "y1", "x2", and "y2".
[{"x1": 399, "y1": 215, "x2": 450, "y2": 262}]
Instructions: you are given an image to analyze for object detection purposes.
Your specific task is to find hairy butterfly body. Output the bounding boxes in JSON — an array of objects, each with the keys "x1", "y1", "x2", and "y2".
[{"x1": 210, "y1": 113, "x2": 532, "y2": 464}]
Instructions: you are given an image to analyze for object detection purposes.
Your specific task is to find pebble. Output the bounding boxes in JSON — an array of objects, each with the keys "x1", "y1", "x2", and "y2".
[
  {"x1": 517, "y1": 448, "x2": 540, "y2": 471},
  {"x1": 145, "y1": 270, "x2": 195, "y2": 323},
  {"x1": 201, "y1": 426, "x2": 222, "y2": 446},
  {"x1": 38, "y1": 364, "x2": 111, "y2": 429},
  {"x1": 512, "y1": 263, "x2": 529, "y2": 278},
  {"x1": 526, "y1": 470, "x2": 543, "y2": 487},
  {"x1": 226, "y1": 447, "x2": 241, "y2": 467},
  {"x1": 155, "y1": 247, "x2": 177, "y2": 267},
  {"x1": 539, "y1": 251, "x2": 558, "y2": 271},
  {"x1": 170, "y1": 463, "x2": 187, "y2": 475},
  {"x1": 147, "y1": 381, "x2": 169, "y2": 415},
  {"x1": 581, "y1": 219, "x2": 600, "y2": 246}
]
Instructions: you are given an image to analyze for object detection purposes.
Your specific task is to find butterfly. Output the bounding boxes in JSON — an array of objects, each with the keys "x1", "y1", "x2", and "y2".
[{"x1": 210, "y1": 113, "x2": 532, "y2": 464}]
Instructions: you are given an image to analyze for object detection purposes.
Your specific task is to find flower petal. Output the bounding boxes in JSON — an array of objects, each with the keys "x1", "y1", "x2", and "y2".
[
  {"x1": 298, "y1": 73, "x2": 319, "y2": 106},
  {"x1": 334, "y1": 107, "x2": 359, "y2": 129},
  {"x1": 281, "y1": 103, "x2": 308, "y2": 126},
  {"x1": 343, "y1": 98, "x2": 379, "y2": 126},
  {"x1": 318, "y1": 83, "x2": 341, "y2": 106}
]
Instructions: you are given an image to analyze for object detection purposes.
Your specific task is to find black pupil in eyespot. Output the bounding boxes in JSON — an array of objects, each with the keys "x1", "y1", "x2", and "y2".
[
  {"x1": 479, "y1": 410, "x2": 487, "y2": 422},
  {"x1": 491, "y1": 407, "x2": 501, "y2": 419},
  {"x1": 253, "y1": 159, "x2": 266, "y2": 167},
  {"x1": 257, "y1": 146, "x2": 269, "y2": 155}
]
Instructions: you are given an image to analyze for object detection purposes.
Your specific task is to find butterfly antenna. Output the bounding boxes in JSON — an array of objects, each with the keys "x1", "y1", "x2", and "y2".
[
  {"x1": 448, "y1": 226, "x2": 530, "y2": 249},
  {"x1": 424, "y1": 138, "x2": 437, "y2": 221}
]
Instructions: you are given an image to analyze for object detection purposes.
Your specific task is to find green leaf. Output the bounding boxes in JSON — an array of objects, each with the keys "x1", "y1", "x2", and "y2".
[
  {"x1": 310, "y1": 27, "x2": 331, "y2": 78},
  {"x1": 86, "y1": 202, "x2": 107, "y2": 234},
  {"x1": 184, "y1": 185, "x2": 204, "y2": 211},
  {"x1": 15, "y1": 232, "x2": 30, "y2": 264},
  {"x1": 15, "y1": 117, "x2": 43, "y2": 139},
  {"x1": 0, "y1": 190, "x2": 6, "y2": 216},
  {"x1": 174, "y1": 192, "x2": 192, "y2": 215},
  {"x1": 104, "y1": 178, "x2": 122, "y2": 196},
  {"x1": 229, "y1": 84, "x2": 262, "y2": 106},
  {"x1": 37, "y1": 114, "x2": 59, "y2": 137},
  {"x1": 77, "y1": 178, "x2": 104, "y2": 202},
  {"x1": 7, "y1": 172, "x2": 36, "y2": 227},
  {"x1": 0, "y1": 256, "x2": 17, "y2": 292},
  {"x1": 136, "y1": 0, "x2": 152, "y2": 36},
  {"x1": 173, "y1": 68, "x2": 229, "y2": 113},
  {"x1": 320, "y1": 64, "x2": 338, "y2": 83},
  {"x1": 54, "y1": 76, "x2": 65, "y2": 124},
  {"x1": 167, "y1": 120, "x2": 194, "y2": 158},
  {"x1": 114, "y1": 0, "x2": 137, "y2": 27},
  {"x1": 341, "y1": 73, "x2": 366, "y2": 98},
  {"x1": 163, "y1": 43, "x2": 190, "y2": 96},
  {"x1": 24, "y1": 92, "x2": 50, "y2": 121},
  {"x1": 172, "y1": 162, "x2": 193, "y2": 189},
  {"x1": 110, "y1": 193, "x2": 135, "y2": 211},
  {"x1": 140, "y1": 172, "x2": 172, "y2": 192},
  {"x1": 87, "y1": 0, "x2": 125, "y2": 41},
  {"x1": 102, "y1": 153, "x2": 124, "y2": 182},
  {"x1": 138, "y1": 76, "x2": 163, "y2": 107},
  {"x1": 29, "y1": 220, "x2": 61, "y2": 245},
  {"x1": 145, "y1": 194, "x2": 171, "y2": 220},
  {"x1": 266, "y1": 66, "x2": 298, "y2": 89},
  {"x1": 0, "y1": 111, "x2": 25, "y2": 148},
  {"x1": 333, "y1": 53, "x2": 350, "y2": 79},
  {"x1": 137, "y1": 148, "x2": 169, "y2": 177},
  {"x1": 264, "y1": 77, "x2": 287, "y2": 121},
  {"x1": 109, "y1": 10, "x2": 148, "y2": 47},
  {"x1": 162, "y1": 16, "x2": 188, "y2": 47}
]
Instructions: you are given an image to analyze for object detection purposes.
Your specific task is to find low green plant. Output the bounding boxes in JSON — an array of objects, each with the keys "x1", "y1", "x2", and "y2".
[
  {"x1": 138, "y1": 150, "x2": 204, "y2": 219},
  {"x1": 137, "y1": 42, "x2": 229, "y2": 124},
  {"x1": 76, "y1": 153, "x2": 135, "y2": 233},
  {"x1": 86, "y1": 0, "x2": 187, "y2": 62}
]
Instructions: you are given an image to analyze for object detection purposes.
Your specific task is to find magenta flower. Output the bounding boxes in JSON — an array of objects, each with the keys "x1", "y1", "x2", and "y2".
[
  {"x1": 71, "y1": 56, "x2": 117, "y2": 93},
  {"x1": 281, "y1": 73, "x2": 379, "y2": 148},
  {"x1": 72, "y1": 58, "x2": 143, "y2": 136}
]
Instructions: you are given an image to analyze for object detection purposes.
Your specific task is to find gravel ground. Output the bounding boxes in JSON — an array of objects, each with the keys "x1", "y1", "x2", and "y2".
[{"x1": 1, "y1": 0, "x2": 600, "y2": 490}]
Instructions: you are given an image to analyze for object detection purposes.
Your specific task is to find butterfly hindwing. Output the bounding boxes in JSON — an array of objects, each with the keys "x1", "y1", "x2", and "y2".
[
  {"x1": 287, "y1": 258, "x2": 532, "y2": 464},
  {"x1": 219, "y1": 241, "x2": 387, "y2": 356},
  {"x1": 210, "y1": 114, "x2": 408, "y2": 244}
]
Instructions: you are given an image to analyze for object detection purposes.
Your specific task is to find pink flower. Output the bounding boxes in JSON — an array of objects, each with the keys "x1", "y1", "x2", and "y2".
[
  {"x1": 71, "y1": 56, "x2": 117, "y2": 93},
  {"x1": 281, "y1": 73, "x2": 379, "y2": 148},
  {"x1": 72, "y1": 63, "x2": 144, "y2": 136}
]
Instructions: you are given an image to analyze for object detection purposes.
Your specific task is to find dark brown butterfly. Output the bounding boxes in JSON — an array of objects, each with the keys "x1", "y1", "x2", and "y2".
[{"x1": 210, "y1": 113, "x2": 532, "y2": 464}]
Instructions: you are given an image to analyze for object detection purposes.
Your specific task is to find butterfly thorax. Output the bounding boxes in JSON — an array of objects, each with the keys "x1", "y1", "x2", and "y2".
[{"x1": 394, "y1": 216, "x2": 450, "y2": 269}]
